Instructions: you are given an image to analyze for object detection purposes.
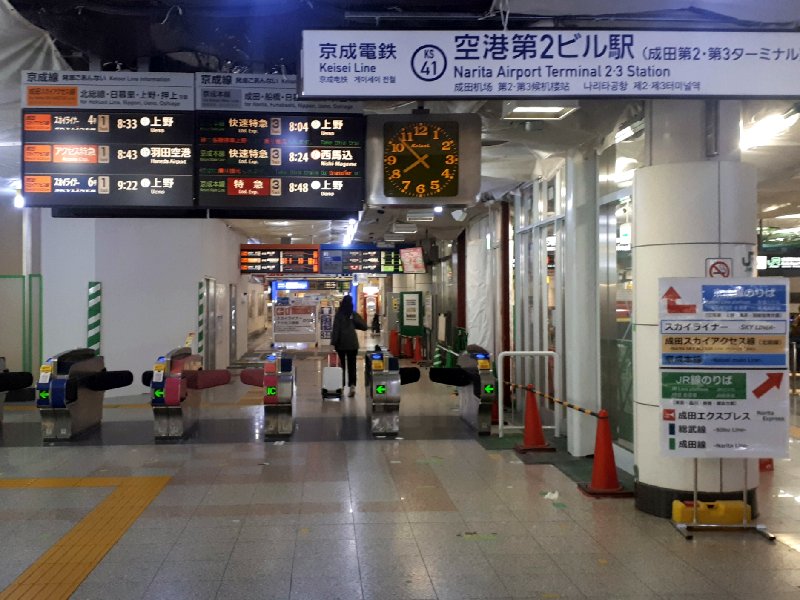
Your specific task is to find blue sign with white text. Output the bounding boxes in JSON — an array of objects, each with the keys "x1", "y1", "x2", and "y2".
[{"x1": 701, "y1": 285, "x2": 786, "y2": 314}]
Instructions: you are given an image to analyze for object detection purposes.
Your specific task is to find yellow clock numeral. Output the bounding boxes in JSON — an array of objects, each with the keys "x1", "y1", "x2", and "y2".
[
  {"x1": 389, "y1": 169, "x2": 401, "y2": 179},
  {"x1": 413, "y1": 124, "x2": 428, "y2": 136},
  {"x1": 401, "y1": 180, "x2": 411, "y2": 192},
  {"x1": 416, "y1": 183, "x2": 426, "y2": 195},
  {"x1": 390, "y1": 143, "x2": 403, "y2": 153},
  {"x1": 441, "y1": 141, "x2": 454, "y2": 151},
  {"x1": 399, "y1": 131, "x2": 413, "y2": 142},
  {"x1": 445, "y1": 155, "x2": 458, "y2": 165},
  {"x1": 442, "y1": 168, "x2": 453, "y2": 179},
  {"x1": 385, "y1": 155, "x2": 397, "y2": 165},
  {"x1": 430, "y1": 180, "x2": 441, "y2": 192},
  {"x1": 432, "y1": 129, "x2": 440, "y2": 140}
]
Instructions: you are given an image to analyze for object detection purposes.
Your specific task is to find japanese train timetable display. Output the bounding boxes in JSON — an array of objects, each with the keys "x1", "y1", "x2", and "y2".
[
  {"x1": 21, "y1": 111, "x2": 195, "y2": 207},
  {"x1": 196, "y1": 113, "x2": 365, "y2": 209}
]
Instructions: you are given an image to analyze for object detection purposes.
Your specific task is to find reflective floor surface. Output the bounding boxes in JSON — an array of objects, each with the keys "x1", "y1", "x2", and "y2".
[{"x1": 1, "y1": 353, "x2": 800, "y2": 599}]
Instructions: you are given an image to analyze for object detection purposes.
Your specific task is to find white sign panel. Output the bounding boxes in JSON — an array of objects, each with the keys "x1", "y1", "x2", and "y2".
[
  {"x1": 660, "y1": 370, "x2": 789, "y2": 458},
  {"x1": 403, "y1": 294, "x2": 420, "y2": 327},
  {"x1": 196, "y1": 73, "x2": 361, "y2": 112},
  {"x1": 302, "y1": 30, "x2": 800, "y2": 97},
  {"x1": 273, "y1": 304, "x2": 317, "y2": 343},
  {"x1": 23, "y1": 71, "x2": 194, "y2": 110},
  {"x1": 658, "y1": 277, "x2": 789, "y2": 458}
]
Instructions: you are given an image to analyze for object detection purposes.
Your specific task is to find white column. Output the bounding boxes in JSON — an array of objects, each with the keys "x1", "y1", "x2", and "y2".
[
  {"x1": 564, "y1": 151, "x2": 599, "y2": 456},
  {"x1": 633, "y1": 100, "x2": 758, "y2": 516}
]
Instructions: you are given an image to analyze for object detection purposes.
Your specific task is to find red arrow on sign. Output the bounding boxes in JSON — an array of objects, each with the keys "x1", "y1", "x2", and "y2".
[
  {"x1": 662, "y1": 286, "x2": 697, "y2": 314},
  {"x1": 752, "y1": 372, "x2": 783, "y2": 398}
]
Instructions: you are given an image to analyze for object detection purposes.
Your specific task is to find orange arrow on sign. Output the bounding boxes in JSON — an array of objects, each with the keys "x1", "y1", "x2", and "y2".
[
  {"x1": 752, "y1": 372, "x2": 783, "y2": 398},
  {"x1": 662, "y1": 286, "x2": 696, "y2": 314}
]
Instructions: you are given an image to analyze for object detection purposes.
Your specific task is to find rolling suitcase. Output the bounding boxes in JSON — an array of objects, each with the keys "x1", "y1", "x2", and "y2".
[{"x1": 322, "y1": 353, "x2": 343, "y2": 399}]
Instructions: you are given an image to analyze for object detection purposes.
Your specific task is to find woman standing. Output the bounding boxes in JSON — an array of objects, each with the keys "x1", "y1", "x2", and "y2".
[{"x1": 330, "y1": 294, "x2": 368, "y2": 397}]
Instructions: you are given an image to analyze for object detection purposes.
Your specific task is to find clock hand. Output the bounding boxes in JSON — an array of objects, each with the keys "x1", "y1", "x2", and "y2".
[
  {"x1": 400, "y1": 141, "x2": 430, "y2": 169},
  {"x1": 403, "y1": 153, "x2": 430, "y2": 173}
]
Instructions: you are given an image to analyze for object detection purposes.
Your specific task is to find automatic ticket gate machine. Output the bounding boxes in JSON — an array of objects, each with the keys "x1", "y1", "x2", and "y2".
[
  {"x1": 36, "y1": 348, "x2": 133, "y2": 441},
  {"x1": 240, "y1": 353, "x2": 295, "y2": 436},
  {"x1": 429, "y1": 350, "x2": 497, "y2": 435},
  {"x1": 364, "y1": 349, "x2": 420, "y2": 436},
  {"x1": 147, "y1": 347, "x2": 203, "y2": 439},
  {"x1": 0, "y1": 364, "x2": 33, "y2": 423}
]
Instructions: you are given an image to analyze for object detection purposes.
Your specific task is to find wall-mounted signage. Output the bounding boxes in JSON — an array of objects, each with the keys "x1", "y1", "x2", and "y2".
[
  {"x1": 22, "y1": 71, "x2": 195, "y2": 208},
  {"x1": 301, "y1": 30, "x2": 800, "y2": 98}
]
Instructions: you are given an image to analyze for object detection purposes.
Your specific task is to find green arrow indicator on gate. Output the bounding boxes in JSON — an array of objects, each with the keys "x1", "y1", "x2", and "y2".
[
  {"x1": 153, "y1": 389, "x2": 164, "y2": 398},
  {"x1": 375, "y1": 384, "x2": 386, "y2": 395},
  {"x1": 266, "y1": 386, "x2": 277, "y2": 396},
  {"x1": 483, "y1": 384, "x2": 496, "y2": 394},
  {"x1": 39, "y1": 391, "x2": 50, "y2": 399}
]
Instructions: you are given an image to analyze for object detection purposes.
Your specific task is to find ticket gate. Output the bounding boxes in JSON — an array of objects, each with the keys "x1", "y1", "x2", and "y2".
[
  {"x1": 0, "y1": 367, "x2": 33, "y2": 423},
  {"x1": 240, "y1": 353, "x2": 294, "y2": 436},
  {"x1": 36, "y1": 348, "x2": 133, "y2": 440},
  {"x1": 429, "y1": 350, "x2": 497, "y2": 435},
  {"x1": 364, "y1": 349, "x2": 420, "y2": 436},
  {"x1": 145, "y1": 348, "x2": 203, "y2": 439}
]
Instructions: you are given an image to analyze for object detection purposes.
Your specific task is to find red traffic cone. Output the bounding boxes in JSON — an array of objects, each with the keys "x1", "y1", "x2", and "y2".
[
  {"x1": 389, "y1": 330, "x2": 400, "y2": 356},
  {"x1": 413, "y1": 336, "x2": 423, "y2": 363},
  {"x1": 759, "y1": 458, "x2": 774, "y2": 472},
  {"x1": 515, "y1": 387, "x2": 556, "y2": 453},
  {"x1": 578, "y1": 409, "x2": 634, "y2": 497}
]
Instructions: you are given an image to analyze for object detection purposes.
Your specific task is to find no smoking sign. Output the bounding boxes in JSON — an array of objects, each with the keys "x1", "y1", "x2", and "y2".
[{"x1": 705, "y1": 257, "x2": 732, "y2": 278}]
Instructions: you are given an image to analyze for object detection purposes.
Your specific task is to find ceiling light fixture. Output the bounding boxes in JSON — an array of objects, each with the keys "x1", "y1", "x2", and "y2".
[
  {"x1": 502, "y1": 100, "x2": 579, "y2": 120},
  {"x1": 392, "y1": 222, "x2": 417, "y2": 234},
  {"x1": 763, "y1": 203, "x2": 792, "y2": 213},
  {"x1": 406, "y1": 209, "x2": 435, "y2": 222},
  {"x1": 384, "y1": 233, "x2": 405, "y2": 242},
  {"x1": 433, "y1": 206, "x2": 443, "y2": 213},
  {"x1": 775, "y1": 213, "x2": 800, "y2": 219},
  {"x1": 13, "y1": 189, "x2": 24, "y2": 209},
  {"x1": 740, "y1": 110, "x2": 800, "y2": 151}
]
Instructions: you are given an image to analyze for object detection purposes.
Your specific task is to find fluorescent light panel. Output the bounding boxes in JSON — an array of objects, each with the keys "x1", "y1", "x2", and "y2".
[
  {"x1": 384, "y1": 233, "x2": 405, "y2": 242},
  {"x1": 392, "y1": 222, "x2": 417, "y2": 234},
  {"x1": 502, "y1": 100, "x2": 579, "y2": 120},
  {"x1": 406, "y1": 210, "x2": 435, "y2": 222}
]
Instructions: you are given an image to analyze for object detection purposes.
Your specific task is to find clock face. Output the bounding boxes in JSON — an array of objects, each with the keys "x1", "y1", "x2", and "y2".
[{"x1": 383, "y1": 121, "x2": 459, "y2": 198}]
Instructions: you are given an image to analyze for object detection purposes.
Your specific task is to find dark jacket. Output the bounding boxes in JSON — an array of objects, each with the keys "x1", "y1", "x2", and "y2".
[{"x1": 331, "y1": 311, "x2": 367, "y2": 351}]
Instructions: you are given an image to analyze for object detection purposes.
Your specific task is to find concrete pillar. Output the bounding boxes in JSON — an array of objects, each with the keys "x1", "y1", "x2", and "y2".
[{"x1": 633, "y1": 100, "x2": 758, "y2": 517}]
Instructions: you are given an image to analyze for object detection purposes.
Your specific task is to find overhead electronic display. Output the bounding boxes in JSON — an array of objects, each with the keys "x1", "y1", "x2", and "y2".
[
  {"x1": 196, "y1": 112, "x2": 365, "y2": 210},
  {"x1": 240, "y1": 245, "x2": 403, "y2": 275},
  {"x1": 21, "y1": 71, "x2": 195, "y2": 208}
]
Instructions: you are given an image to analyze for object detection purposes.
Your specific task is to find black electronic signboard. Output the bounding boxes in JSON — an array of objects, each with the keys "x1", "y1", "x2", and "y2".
[
  {"x1": 21, "y1": 72, "x2": 195, "y2": 208},
  {"x1": 240, "y1": 245, "x2": 403, "y2": 275},
  {"x1": 197, "y1": 113, "x2": 365, "y2": 210}
]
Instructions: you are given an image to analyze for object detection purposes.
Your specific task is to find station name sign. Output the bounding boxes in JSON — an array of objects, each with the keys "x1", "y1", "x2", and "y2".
[{"x1": 301, "y1": 30, "x2": 800, "y2": 97}]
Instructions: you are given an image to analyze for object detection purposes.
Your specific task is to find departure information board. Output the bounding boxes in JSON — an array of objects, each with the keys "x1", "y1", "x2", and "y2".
[
  {"x1": 196, "y1": 112, "x2": 365, "y2": 210},
  {"x1": 240, "y1": 245, "x2": 403, "y2": 275},
  {"x1": 22, "y1": 72, "x2": 195, "y2": 208}
]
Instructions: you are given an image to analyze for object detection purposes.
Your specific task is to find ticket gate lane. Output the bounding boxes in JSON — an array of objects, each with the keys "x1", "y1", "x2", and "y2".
[
  {"x1": 429, "y1": 350, "x2": 497, "y2": 436},
  {"x1": 241, "y1": 352, "x2": 295, "y2": 437},
  {"x1": 365, "y1": 349, "x2": 420, "y2": 436},
  {"x1": 36, "y1": 348, "x2": 133, "y2": 441}
]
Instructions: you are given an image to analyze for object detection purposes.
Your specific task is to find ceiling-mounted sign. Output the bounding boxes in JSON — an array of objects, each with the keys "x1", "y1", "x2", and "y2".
[
  {"x1": 240, "y1": 244, "x2": 403, "y2": 275},
  {"x1": 195, "y1": 75, "x2": 365, "y2": 211},
  {"x1": 21, "y1": 71, "x2": 194, "y2": 208},
  {"x1": 301, "y1": 30, "x2": 800, "y2": 98}
]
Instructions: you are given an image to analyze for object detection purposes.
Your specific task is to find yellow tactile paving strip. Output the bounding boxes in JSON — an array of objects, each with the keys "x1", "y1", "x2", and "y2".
[{"x1": 0, "y1": 476, "x2": 170, "y2": 600}]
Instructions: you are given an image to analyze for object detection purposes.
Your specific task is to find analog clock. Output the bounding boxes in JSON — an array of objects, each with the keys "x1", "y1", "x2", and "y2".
[{"x1": 382, "y1": 121, "x2": 459, "y2": 198}]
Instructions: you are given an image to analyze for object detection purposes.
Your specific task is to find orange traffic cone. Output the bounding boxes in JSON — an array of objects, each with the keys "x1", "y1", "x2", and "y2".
[
  {"x1": 514, "y1": 387, "x2": 556, "y2": 453},
  {"x1": 578, "y1": 409, "x2": 634, "y2": 497},
  {"x1": 389, "y1": 330, "x2": 400, "y2": 356},
  {"x1": 759, "y1": 458, "x2": 774, "y2": 472},
  {"x1": 413, "y1": 336, "x2": 423, "y2": 363}
]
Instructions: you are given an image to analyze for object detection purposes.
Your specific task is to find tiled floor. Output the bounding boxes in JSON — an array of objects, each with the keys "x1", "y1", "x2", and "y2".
[{"x1": 1, "y1": 352, "x2": 800, "y2": 599}]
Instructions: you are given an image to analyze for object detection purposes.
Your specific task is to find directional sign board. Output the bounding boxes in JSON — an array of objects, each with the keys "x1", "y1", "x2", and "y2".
[
  {"x1": 661, "y1": 370, "x2": 788, "y2": 458},
  {"x1": 659, "y1": 277, "x2": 789, "y2": 458}
]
